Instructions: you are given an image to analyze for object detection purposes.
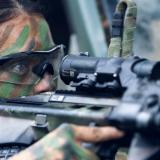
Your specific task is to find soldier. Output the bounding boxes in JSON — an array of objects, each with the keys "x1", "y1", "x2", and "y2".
[{"x1": 0, "y1": 0, "x2": 124, "y2": 159}]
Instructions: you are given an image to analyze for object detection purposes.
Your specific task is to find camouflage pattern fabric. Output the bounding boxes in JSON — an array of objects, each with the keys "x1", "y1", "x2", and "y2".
[
  {"x1": 108, "y1": 0, "x2": 137, "y2": 57},
  {"x1": 0, "y1": 1, "x2": 55, "y2": 98},
  {"x1": 10, "y1": 124, "x2": 124, "y2": 160},
  {"x1": 10, "y1": 124, "x2": 99, "y2": 160},
  {"x1": 0, "y1": 16, "x2": 54, "y2": 55}
]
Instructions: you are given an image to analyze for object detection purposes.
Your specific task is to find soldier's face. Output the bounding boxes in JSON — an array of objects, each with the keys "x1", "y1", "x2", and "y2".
[
  {"x1": 0, "y1": 45, "x2": 64, "y2": 98},
  {"x1": 0, "y1": 12, "x2": 60, "y2": 98}
]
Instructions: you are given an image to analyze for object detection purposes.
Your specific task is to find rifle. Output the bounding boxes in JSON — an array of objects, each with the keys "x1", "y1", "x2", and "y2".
[{"x1": 1, "y1": 54, "x2": 160, "y2": 160}]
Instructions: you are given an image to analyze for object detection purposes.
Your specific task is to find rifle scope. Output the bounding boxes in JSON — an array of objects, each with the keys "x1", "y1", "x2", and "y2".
[
  {"x1": 60, "y1": 55, "x2": 160, "y2": 87},
  {"x1": 60, "y1": 55, "x2": 123, "y2": 86}
]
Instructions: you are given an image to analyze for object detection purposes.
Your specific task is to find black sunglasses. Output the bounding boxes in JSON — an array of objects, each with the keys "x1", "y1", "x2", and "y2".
[
  {"x1": 0, "y1": 45, "x2": 65, "y2": 65},
  {"x1": 0, "y1": 45, "x2": 65, "y2": 79}
]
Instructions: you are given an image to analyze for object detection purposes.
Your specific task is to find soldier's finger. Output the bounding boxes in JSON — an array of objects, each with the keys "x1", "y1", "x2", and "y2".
[{"x1": 71, "y1": 125, "x2": 124, "y2": 142}]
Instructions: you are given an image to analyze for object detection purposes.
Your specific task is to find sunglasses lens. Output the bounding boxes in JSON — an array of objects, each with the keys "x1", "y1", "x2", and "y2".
[{"x1": 32, "y1": 61, "x2": 54, "y2": 78}]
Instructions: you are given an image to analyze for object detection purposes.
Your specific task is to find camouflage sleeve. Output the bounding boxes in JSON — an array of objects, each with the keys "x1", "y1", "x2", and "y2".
[
  {"x1": 10, "y1": 124, "x2": 124, "y2": 160},
  {"x1": 10, "y1": 124, "x2": 100, "y2": 160}
]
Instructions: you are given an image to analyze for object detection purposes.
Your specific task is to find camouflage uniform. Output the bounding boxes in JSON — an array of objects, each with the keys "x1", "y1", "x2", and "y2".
[
  {"x1": 11, "y1": 124, "x2": 124, "y2": 160},
  {"x1": 108, "y1": 0, "x2": 160, "y2": 59},
  {"x1": 11, "y1": 124, "x2": 100, "y2": 160}
]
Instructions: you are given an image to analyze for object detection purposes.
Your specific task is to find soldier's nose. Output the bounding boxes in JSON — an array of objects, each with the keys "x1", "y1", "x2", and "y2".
[{"x1": 34, "y1": 73, "x2": 55, "y2": 93}]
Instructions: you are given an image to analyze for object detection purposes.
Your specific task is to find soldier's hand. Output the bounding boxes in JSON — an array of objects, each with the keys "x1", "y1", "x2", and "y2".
[{"x1": 71, "y1": 124, "x2": 124, "y2": 143}]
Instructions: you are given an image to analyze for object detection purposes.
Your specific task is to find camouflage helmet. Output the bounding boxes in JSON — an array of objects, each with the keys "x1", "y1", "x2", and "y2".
[{"x1": 0, "y1": 0, "x2": 55, "y2": 98}]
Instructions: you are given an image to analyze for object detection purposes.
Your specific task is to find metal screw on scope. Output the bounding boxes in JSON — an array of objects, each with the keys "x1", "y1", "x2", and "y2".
[{"x1": 113, "y1": 73, "x2": 117, "y2": 78}]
